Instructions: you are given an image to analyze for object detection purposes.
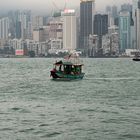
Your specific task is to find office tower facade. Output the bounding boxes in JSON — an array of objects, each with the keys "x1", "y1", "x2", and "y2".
[
  {"x1": 132, "y1": 0, "x2": 138, "y2": 19},
  {"x1": 47, "y1": 16, "x2": 63, "y2": 40},
  {"x1": 94, "y1": 14, "x2": 108, "y2": 53},
  {"x1": 33, "y1": 28, "x2": 44, "y2": 42},
  {"x1": 0, "y1": 17, "x2": 9, "y2": 39},
  {"x1": 15, "y1": 10, "x2": 32, "y2": 39},
  {"x1": 32, "y1": 16, "x2": 44, "y2": 29},
  {"x1": 15, "y1": 21, "x2": 22, "y2": 39},
  {"x1": 80, "y1": 0, "x2": 95, "y2": 49},
  {"x1": 105, "y1": 6, "x2": 113, "y2": 27},
  {"x1": 94, "y1": 14, "x2": 108, "y2": 36},
  {"x1": 132, "y1": 0, "x2": 138, "y2": 49},
  {"x1": 121, "y1": 3, "x2": 135, "y2": 49},
  {"x1": 106, "y1": 5, "x2": 118, "y2": 27},
  {"x1": 121, "y1": 4, "x2": 132, "y2": 12},
  {"x1": 106, "y1": 6, "x2": 111, "y2": 13},
  {"x1": 136, "y1": 0, "x2": 140, "y2": 49},
  {"x1": 112, "y1": 5, "x2": 118, "y2": 19},
  {"x1": 62, "y1": 9, "x2": 77, "y2": 51},
  {"x1": 121, "y1": 3, "x2": 134, "y2": 49},
  {"x1": 119, "y1": 11, "x2": 131, "y2": 52}
]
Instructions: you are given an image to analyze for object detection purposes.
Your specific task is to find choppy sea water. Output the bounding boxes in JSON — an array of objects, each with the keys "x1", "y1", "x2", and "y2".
[{"x1": 0, "y1": 58, "x2": 140, "y2": 140}]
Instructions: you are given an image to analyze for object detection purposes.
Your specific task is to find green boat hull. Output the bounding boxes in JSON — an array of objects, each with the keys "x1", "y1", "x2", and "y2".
[{"x1": 51, "y1": 71, "x2": 85, "y2": 81}]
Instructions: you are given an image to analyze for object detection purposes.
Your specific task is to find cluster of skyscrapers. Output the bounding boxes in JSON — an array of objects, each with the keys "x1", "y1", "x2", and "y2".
[{"x1": 0, "y1": 0, "x2": 140, "y2": 57}]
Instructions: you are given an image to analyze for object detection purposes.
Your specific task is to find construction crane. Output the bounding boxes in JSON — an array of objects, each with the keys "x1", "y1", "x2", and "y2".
[
  {"x1": 51, "y1": 0, "x2": 68, "y2": 17},
  {"x1": 51, "y1": 0, "x2": 68, "y2": 11}
]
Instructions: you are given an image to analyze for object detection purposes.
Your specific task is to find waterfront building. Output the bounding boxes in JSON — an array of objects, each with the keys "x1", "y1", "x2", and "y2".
[
  {"x1": 62, "y1": 9, "x2": 77, "y2": 51},
  {"x1": 108, "y1": 25, "x2": 119, "y2": 55},
  {"x1": 119, "y1": 11, "x2": 131, "y2": 52},
  {"x1": 80, "y1": 0, "x2": 95, "y2": 50},
  {"x1": 102, "y1": 34, "x2": 110, "y2": 55},
  {"x1": 9, "y1": 39, "x2": 49, "y2": 56},
  {"x1": 88, "y1": 34, "x2": 98, "y2": 57},
  {"x1": 9, "y1": 39, "x2": 26, "y2": 50},
  {"x1": 26, "y1": 40, "x2": 48, "y2": 56},
  {"x1": 49, "y1": 39, "x2": 63, "y2": 54}
]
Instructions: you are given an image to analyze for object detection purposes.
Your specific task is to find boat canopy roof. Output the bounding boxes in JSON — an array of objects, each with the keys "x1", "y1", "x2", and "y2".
[
  {"x1": 54, "y1": 60, "x2": 83, "y2": 66},
  {"x1": 63, "y1": 61, "x2": 73, "y2": 65}
]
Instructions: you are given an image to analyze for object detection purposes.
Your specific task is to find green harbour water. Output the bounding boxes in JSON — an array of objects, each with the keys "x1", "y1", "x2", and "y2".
[{"x1": 0, "y1": 58, "x2": 140, "y2": 140}]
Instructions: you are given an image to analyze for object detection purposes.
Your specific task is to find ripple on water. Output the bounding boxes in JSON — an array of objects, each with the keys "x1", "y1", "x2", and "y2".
[
  {"x1": 10, "y1": 107, "x2": 31, "y2": 113},
  {"x1": 119, "y1": 134, "x2": 140, "y2": 139},
  {"x1": 18, "y1": 128, "x2": 35, "y2": 133},
  {"x1": 41, "y1": 132, "x2": 62, "y2": 138}
]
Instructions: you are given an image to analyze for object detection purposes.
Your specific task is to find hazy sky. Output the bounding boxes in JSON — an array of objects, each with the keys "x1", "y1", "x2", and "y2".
[{"x1": 0, "y1": 0, "x2": 132, "y2": 14}]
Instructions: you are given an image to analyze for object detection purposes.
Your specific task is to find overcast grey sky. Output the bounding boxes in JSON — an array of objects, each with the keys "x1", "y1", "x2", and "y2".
[{"x1": 0, "y1": 0, "x2": 132, "y2": 14}]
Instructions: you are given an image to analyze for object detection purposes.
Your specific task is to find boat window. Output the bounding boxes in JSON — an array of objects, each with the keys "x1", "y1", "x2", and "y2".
[
  {"x1": 75, "y1": 65, "x2": 82, "y2": 74},
  {"x1": 64, "y1": 65, "x2": 72, "y2": 74}
]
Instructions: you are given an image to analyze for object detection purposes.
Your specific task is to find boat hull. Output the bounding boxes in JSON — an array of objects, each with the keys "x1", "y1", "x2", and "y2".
[
  {"x1": 50, "y1": 71, "x2": 85, "y2": 81},
  {"x1": 132, "y1": 58, "x2": 140, "y2": 61}
]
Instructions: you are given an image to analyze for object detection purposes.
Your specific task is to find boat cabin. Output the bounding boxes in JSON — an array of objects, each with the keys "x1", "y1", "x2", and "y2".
[{"x1": 54, "y1": 61, "x2": 82, "y2": 75}]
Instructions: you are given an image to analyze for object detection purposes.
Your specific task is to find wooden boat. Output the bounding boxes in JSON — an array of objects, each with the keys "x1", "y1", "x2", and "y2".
[{"x1": 50, "y1": 54, "x2": 85, "y2": 80}]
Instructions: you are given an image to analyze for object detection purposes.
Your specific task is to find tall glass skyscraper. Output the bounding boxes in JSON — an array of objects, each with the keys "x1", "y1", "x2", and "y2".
[
  {"x1": 80, "y1": 0, "x2": 95, "y2": 49},
  {"x1": 94, "y1": 14, "x2": 108, "y2": 53},
  {"x1": 119, "y1": 11, "x2": 131, "y2": 52}
]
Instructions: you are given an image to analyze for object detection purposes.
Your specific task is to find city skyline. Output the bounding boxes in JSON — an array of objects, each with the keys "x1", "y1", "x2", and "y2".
[
  {"x1": 0, "y1": 0, "x2": 138, "y2": 58},
  {"x1": 0, "y1": 0, "x2": 132, "y2": 14}
]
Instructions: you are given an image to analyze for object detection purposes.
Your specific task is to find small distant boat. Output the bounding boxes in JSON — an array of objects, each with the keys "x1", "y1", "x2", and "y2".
[
  {"x1": 133, "y1": 57, "x2": 140, "y2": 61},
  {"x1": 50, "y1": 53, "x2": 85, "y2": 81},
  {"x1": 132, "y1": 52, "x2": 140, "y2": 61}
]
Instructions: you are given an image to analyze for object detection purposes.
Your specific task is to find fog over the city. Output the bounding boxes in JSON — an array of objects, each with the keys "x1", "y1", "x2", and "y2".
[{"x1": 0, "y1": 0, "x2": 132, "y2": 14}]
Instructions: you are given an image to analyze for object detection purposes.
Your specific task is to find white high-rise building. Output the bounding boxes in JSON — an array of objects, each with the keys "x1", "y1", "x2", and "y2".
[
  {"x1": 16, "y1": 10, "x2": 32, "y2": 39},
  {"x1": 0, "y1": 17, "x2": 9, "y2": 39},
  {"x1": 62, "y1": 9, "x2": 77, "y2": 51},
  {"x1": 32, "y1": 16, "x2": 44, "y2": 29},
  {"x1": 136, "y1": 0, "x2": 140, "y2": 49}
]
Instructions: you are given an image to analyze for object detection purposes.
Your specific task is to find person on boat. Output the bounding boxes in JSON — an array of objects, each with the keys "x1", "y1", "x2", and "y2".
[
  {"x1": 74, "y1": 66, "x2": 80, "y2": 74},
  {"x1": 71, "y1": 65, "x2": 75, "y2": 75}
]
